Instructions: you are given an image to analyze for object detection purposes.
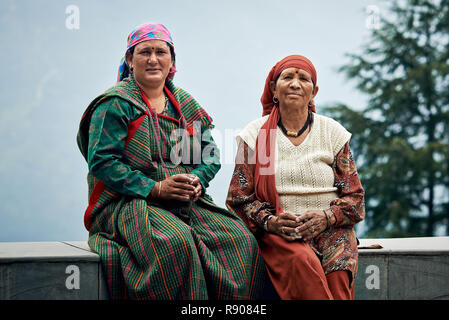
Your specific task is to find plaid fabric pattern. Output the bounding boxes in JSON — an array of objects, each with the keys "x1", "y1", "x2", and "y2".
[
  {"x1": 88, "y1": 197, "x2": 265, "y2": 299},
  {"x1": 78, "y1": 78, "x2": 266, "y2": 299}
]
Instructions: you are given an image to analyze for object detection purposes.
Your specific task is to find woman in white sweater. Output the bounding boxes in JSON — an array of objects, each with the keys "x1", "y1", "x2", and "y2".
[{"x1": 226, "y1": 55, "x2": 365, "y2": 300}]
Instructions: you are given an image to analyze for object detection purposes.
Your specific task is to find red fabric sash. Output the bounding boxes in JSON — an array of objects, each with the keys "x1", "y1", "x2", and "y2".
[
  {"x1": 253, "y1": 55, "x2": 320, "y2": 299},
  {"x1": 254, "y1": 106, "x2": 282, "y2": 216},
  {"x1": 255, "y1": 54, "x2": 318, "y2": 216}
]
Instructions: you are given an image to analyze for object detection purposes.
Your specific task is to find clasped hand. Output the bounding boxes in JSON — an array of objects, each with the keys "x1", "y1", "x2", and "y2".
[
  {"x1": 150, "y1": 173, "x2": 202, "y2": 202},
  {"x1": 267, "y1": 210, "x2": 328, "y2": 242}
]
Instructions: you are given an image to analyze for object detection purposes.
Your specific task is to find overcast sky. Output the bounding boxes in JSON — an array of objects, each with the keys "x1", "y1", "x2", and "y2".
[{"x1": 0, "y1": 0, "x2": 387, "y2": 242}]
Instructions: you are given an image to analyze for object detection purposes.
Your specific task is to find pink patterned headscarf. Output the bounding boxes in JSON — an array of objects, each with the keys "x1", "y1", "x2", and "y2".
[{"x1": 117, "y1": 22, "x2": 177, "y2": 82}]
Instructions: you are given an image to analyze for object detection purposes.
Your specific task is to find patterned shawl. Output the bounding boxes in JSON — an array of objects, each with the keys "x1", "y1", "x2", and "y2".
[
  {"x1": 77, "y1": 76, "x2": 213, "y2": 162},
  {"x1": 77, "y1": 76, "x2": 214, "y2": 229}
]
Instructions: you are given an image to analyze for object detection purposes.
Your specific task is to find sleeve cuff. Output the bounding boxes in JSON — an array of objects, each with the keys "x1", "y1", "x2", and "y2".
[{"x1": 142, "y1": 179, "x2": 157, "y2": 199}]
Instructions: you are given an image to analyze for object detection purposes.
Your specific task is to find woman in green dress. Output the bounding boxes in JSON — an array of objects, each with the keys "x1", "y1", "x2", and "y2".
[{"x1": 76, "y1": 22, "x2": 265, "y2": 300}]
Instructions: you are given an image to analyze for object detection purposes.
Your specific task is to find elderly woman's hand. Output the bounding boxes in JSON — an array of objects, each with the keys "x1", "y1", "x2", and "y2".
[
  {"x1": 151, "y1": 174, "x2": 196, "y2": 201},
  {"x1": 267, "y1": 212, "x2": 301, "y2": 242},
  {"x1": 294, "y1": 210, "x2": 329, "y2": 241}
]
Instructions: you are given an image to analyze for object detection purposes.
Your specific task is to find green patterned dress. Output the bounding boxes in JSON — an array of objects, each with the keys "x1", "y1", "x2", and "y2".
[{"x1": 77, "y1": 77, "x2": 266, "y2": 300}]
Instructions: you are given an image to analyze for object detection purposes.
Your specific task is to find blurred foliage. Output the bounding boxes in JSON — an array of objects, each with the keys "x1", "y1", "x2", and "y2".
[{"x1": 323, "y1": 0, "x2": 449, "y2": 237}]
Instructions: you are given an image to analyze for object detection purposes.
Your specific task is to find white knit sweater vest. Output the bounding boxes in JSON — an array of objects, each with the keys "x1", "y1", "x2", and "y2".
[{"x1": 237, "y1": 113, "x2": 351, "y2": 216}]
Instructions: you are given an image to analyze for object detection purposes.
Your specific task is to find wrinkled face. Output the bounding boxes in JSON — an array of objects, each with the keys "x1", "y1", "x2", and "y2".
[
  {"x1": 271, "y1": 67, "x2": 318, "y2": 109},
  {"x1": 126, "y1": 40, "x2": 173, "y2": 88}
]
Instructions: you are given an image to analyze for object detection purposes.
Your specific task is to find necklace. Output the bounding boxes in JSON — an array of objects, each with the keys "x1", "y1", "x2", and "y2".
[
  {"x1": 278, "y1": 112, "x2": 311, "y2": 137},
  {"x1": 160, "y1": 95, "x2": 169, "y2": 115}
]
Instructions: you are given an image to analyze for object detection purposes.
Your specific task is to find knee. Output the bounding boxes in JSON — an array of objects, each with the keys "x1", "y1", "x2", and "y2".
[
  {"x1": 291, "y1": 243, "x2": 323, "y2": 272},
  {"x1": 154, "y1": 224, "x2": 196, "y2": 254},
  {"x1": 231, "y1": 224, "x2": 261, "y2": 254}
]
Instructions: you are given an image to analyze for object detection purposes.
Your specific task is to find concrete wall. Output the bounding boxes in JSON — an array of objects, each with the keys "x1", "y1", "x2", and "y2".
[
  {"x1": 0, "y1": 241, "x2": 108, "y2": 300},
  {"x1": 355, "y1": 237, "x2": 449, "y2": 300},
  {"x1": 1, "y1": 237, "x2": 448, "y2": 300}
]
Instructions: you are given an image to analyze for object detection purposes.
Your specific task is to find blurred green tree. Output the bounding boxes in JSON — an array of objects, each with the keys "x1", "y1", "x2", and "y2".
[{"x1": 324, "y1": 0, "x2": 449, "y2": 237}]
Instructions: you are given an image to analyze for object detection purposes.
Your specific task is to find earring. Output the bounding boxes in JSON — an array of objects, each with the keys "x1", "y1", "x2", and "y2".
[{"x1": 273, "y1": 97, "x2": 279, "y2": 106}]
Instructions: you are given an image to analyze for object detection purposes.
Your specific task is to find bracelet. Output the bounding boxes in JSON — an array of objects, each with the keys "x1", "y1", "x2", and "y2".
[
  {"x1": 263, "y1": 214, "x2": 275, "y2": 232},
  {"x1": 323, "y1": 210, "x2": 330, "y2": 229},
  {"x1": 324, "y1": 209, "x2": 335, "y2": 228},
  {"x1": 157, "y1": 181, "x2": 162, "y2": 198}
]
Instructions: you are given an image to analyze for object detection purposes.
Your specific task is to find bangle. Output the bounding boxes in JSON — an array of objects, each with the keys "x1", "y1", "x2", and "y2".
[
  {"x1": 157, "y1": 181, "x2": 162, "y2": 198},
  {"x1": 324, "y1": 209, "x2": 335, "y2": 228},
  {"x1": 323, "y1": 210, "x2": 330, "y2": 229},
  {"x1": 263, "y1": 214, "x2": 275, "y2": 232}
]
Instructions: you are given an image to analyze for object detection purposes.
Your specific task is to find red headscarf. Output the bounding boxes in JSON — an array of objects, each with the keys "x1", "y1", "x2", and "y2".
[
  {"x1": 261, "y1": 55, "x2": 317, "y2": 116},
  {"x1": 254, "y1": 55, "x2": 318, "y2": 219}
]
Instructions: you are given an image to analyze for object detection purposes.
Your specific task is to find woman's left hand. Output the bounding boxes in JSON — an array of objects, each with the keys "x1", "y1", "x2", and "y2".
[
  {"x1": 294, "y1": 210, "x2": 328, "y2": 241},
  {"x1": 186, "y1": 174, "x2": 202, "y2": 202}
]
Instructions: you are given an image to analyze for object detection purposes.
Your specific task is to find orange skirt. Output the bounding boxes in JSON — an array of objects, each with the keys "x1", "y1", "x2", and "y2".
[{"x1": 259, "y1": 232, "x2": 354, "y2": 300}]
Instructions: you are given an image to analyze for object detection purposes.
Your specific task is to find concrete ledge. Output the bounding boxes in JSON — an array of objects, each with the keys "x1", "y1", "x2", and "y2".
[
  {"x1": 0, "y1": 241, "x2": 107, "y2": 300},
  {"x1": 355, "y1": 237, "x2": 449, "y2": 300},
  {"x1": 0, "y1": 241, "x2": 98, "y2": 263},
  {"x1": 1, "y1": 237, "x2": 448, "y2": 300}
]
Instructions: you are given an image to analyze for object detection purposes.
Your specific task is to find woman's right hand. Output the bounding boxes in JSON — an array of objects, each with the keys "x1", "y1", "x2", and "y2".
[
  {"x1": 150, "y1": 174, "x2": 196, "y2": 201},
  {"x1": 267, "y1": 212, "x2": 301, "y2": 241}
]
